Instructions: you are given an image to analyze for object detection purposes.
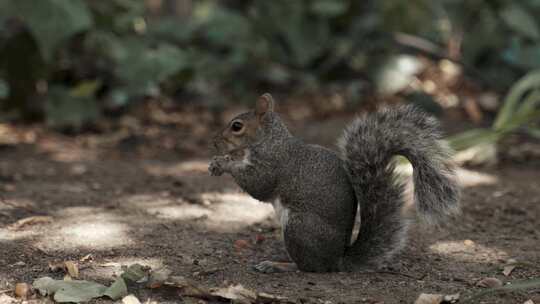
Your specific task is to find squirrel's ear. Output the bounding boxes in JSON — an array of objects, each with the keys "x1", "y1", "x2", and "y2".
[{"x1": 256, "y1": 93, "x2": 274, "y2": 119}]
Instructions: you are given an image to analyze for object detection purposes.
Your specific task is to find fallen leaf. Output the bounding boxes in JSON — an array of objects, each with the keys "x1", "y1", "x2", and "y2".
[
  {"x1": 8, "y1": 216, "x2": 53, "y2": 230},
  {"x1": 33, "y1": 277, "x2": 64, "y2": 296},
  {"x1": 463, "y1": 239, "x2": 475, "y2": 246},
  {"x1": 64, "y1": 261, "x2": 79, "y2": 279},
  {"x1": 79, "y1": 254, "x2": 93, "y2": 262},
  {"x1": 210, "y1": 284, "x2": 257, "y2": 304},
  {"x1": 103, "y1": 278, "x2": 128, "y2": 300},
  {"x1": 414, "y1": 293, "x2": 443, "y2": 304},
  {"x1": 53, "y1": 280, "x2": 107, "y2": 303},
  {"x1": 122, "y1": 294, "x2": 142, "y2": 304},
  {"x1": 32, "y1": 276, "x2": 128, "y2": 303},
  {"x1": 503, "y1": 265, "x2": 516, "y2": 277},
  {"x1": 14, "y1": 283, "x2": 31, "y2": 299},
  {"x1": 12, "y1": 261, "x2": 25, "y2": 267},
  {"x1": 257, "y1": 292, "x2": 290, "y2": 303},
  {"x1": 476, "y1": 277, "x2": 503, "y2": 288},
  {"x1": 48, "y1": 261, "x2": 65, "y2": 273},
  {"x1": 121, "y1": 264, "x2": 150, "y2": 283}
]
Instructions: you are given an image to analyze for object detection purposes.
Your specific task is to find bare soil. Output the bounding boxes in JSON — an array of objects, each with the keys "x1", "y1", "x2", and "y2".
[{"x1": 0, "y1": 113, "x2": 539, "y2": 304}]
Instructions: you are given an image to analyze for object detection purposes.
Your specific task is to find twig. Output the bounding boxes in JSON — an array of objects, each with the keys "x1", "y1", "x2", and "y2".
[
  {"x1": 0, "y1": 289, "x2": 12, "y2": 294},
  {"x1": 356, "y1": 270, "x2": 425, "y2": 280}
]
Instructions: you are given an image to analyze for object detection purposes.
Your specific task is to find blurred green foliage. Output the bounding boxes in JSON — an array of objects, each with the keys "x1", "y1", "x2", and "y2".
[{"x1": 0, "y1": 0, "x2": 540, "y2": 128}]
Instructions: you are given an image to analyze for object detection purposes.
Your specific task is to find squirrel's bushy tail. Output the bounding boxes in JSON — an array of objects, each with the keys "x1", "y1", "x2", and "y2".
[{"x1": 338, "y1": 105, "x2": 460, "y2": 269}]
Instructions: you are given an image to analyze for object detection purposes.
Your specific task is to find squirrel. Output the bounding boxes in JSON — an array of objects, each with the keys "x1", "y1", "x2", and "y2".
[{"x1": 209, "y1": 93, "x2": 460, "y2": 273}]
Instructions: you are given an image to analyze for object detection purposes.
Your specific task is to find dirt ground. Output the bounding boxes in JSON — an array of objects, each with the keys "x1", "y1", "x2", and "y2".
[{"x1": 0, "y1": 112, "x2": 539, "y2": 304}]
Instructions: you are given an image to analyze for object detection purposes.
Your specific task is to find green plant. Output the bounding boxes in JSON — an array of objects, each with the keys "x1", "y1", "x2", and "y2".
[
  {"x1": 1, "y1": 0, "x2": 540, "y2": 127},
  {"x1": 449, "y1": 69, "x2": 540, "y2": 150}
]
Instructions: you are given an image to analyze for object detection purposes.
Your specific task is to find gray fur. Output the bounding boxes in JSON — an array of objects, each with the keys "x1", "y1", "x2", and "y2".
[{"x1": 210, "y1": 102, "x2": 460, "y2": 272}]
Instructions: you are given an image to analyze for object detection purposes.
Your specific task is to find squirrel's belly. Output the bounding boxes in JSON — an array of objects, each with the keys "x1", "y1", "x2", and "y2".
[{"x1": 272, "y1": 198, "x2": 289, "y2": 234}]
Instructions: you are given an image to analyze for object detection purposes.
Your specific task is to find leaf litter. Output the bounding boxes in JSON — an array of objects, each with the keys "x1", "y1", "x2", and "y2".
[{"x1": 27, "y1": 263, "x2": 293, "y2": 303}]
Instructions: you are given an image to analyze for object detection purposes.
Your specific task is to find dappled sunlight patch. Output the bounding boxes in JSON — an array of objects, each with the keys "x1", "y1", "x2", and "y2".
[
  {"x1": 60, "y1": 222, "x2": 130, "y2": 248},
  {"x1": 143, "y1": 159, "x2": 209, "y2": 177},
  {"x1": 34, "y1": 207, "x2": 133, "y2": 251},
  {"x1": 201, "y1": 193, "x2": 274, "y2": 231},
  {"x1": 37, "y1": 137, "x2": 98, "y2": 162},
  {"x1": 430, "y1": 240, "x2": 509, "y2": 263},
  {"x1": 121, "y1": 192, "x2": 274, "y2": 232}
]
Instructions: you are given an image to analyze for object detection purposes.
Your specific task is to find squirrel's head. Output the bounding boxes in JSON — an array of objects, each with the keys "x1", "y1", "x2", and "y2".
[{"x1": 212, "y1": 93, "x2": 289, "y2": 155}]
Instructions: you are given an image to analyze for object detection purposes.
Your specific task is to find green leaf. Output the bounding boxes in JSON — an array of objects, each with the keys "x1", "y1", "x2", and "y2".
[
  {"x1": 33, "y1": 276, "x2": 129, "y2": 303},
  {"x1": 0, "y1": 79, "x2": 8, "y2": 99},
  {"x1": 46, "y1": 86, "x2": 100, "y2": 128},
  {"x1": 528, "y1": 127, "x2": 540, "y2": 138},
  {"x1": 103, "y1": 278, "x2": 128, "y2": 300},
  {"x1": 114, "y1": 40, "x2": 187, "y2": 97},
  {"x1": 33, "y1": 277, "x2": 107, "y2": 303},
  {"x1": 121, "y1": 264, "x2": 149, "y2": 282},
  {"x1": 447, "y1": 128, "x2": 501, "y2": 151},
  {"x1": 500, "y1": 4, "x2": 540, "y2": 40},
  {"x1": 310, "y1": 0, "x2": 348, "y2": 17},
  {"x1": 53, "y1": 281, "x2": 108, "y2": 303},
  {"x1": 33, "y1": 277, "x2": 65, "y2": 296},
  {"x1": 2, "y1": 0, "x2": 93, "y2": 62},
  {"x1": 494, "y1": 70, "x2": 540, "y2": 130},
  {"x1": 70, "y1": 80, "x2": 102, "y2": 98}
]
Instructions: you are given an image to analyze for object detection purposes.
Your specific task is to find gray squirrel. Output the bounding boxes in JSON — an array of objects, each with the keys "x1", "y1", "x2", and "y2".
[{"x1": 209, "y1": 93, "x2": 460, "y2": 273}]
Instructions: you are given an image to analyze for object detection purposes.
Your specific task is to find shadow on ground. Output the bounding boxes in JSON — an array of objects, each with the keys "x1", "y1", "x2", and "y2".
[{"x1": 0, "y1": 124, "x2": 539, "y2": 303}]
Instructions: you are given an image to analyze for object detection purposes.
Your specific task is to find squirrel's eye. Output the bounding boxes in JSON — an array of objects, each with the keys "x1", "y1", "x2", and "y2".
[{"x1": 231, "y1": 121, "x2": 244, "y2": 133}]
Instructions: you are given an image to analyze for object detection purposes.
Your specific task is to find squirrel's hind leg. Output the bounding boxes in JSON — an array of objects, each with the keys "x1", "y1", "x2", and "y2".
[{"x1": 253, "y1": 261, "x2": 297, "y2": 273}]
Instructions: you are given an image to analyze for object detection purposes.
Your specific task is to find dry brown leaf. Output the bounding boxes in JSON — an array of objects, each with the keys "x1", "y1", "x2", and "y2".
[
  {"x1": 414, "y1": 293, "x2": 443, "y2": 304},
  {"x1": 14, "y1": 283, "x2": 31, "y2": 299},
  {"x1": 463, "y1": 239, "x2": 475, "y2": 246},
  {"x1": 64, "y1": 261, "x2": 79, "y2": 279},
  {"x1": 502, "y1": 265, "x2": 516, "y2": 277},
  {"x1": 79, "y1": 254, "x2": 93, "y2": 262},
  {"x1": 8, "y1": 216, "x2": 52, "y2": 230},
  {"x1": 210, "y1": 284, "x2": 257, "y2": 304},
  {"x1": 476, "y1": 277, "x2": 503, "y2": 288},
  {"x1": 48, "y1": 261, "x2": 65, "y2": 272}
]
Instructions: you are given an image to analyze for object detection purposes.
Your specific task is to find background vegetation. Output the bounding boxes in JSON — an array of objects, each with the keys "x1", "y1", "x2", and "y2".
[{"x1": 0, "y1": 0, "x2": 539, "y2": 138}]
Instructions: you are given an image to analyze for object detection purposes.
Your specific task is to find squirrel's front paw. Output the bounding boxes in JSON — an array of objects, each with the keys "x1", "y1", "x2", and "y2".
[
  {"x1": 208, "y1": 160, "x2": 224, "y2": 176},
  {"x1": 253, "y1": 261, "x2": 297, "y2": 273},
  {"x1": 208, "y1": 155, "x2": 232, "y2": 176}
]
